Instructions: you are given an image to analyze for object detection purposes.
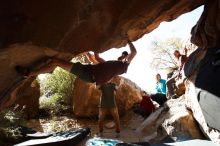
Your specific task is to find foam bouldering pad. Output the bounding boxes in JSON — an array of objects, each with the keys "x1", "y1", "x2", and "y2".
[{"x1": 15, "y1": 128, "x2": 91, "y2": 146}]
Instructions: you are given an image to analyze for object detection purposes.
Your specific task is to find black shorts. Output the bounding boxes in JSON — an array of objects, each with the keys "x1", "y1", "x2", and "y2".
[{"x1": 70, "y1": 62, "x2": 95, "y2": 83}]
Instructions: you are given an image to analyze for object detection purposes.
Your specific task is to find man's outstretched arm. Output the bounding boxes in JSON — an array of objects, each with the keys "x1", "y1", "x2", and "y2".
[{"x1": 126, "y1": 41, "x2": 137, "y2": 63}]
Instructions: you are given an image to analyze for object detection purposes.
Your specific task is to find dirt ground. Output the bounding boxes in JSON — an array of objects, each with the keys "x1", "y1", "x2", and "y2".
[{"x1": 25, "y1": 110, "x2": 146, "y2": 145}]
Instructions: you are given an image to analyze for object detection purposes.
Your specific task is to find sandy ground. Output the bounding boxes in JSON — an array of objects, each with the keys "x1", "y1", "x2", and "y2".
[{"x1": 26, "y1": 110, "x2": 146, "y2": 145}]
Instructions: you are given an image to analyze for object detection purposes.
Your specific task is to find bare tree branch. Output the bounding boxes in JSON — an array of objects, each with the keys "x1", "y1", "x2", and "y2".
[{"x1": 150, "y1": 37, "x2": 187, "y2": 70}]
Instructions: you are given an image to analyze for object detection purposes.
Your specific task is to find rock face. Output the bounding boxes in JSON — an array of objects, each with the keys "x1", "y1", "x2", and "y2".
[
  {"x1": 0, "y1": 0, "x2": 206, "y2": 52},
  {"x1": 185, "y1": 81, "x2": 220, "y2": 144},
  {"x1": 13, "y1": 78, "x2": 40, "y2": 119},
  {"x1": 191, "y1": 0, "x2": 220, "y2": 48},
  {"x1": 72, "y1": 76, "x2": 142, "y2": 117},
  {"x1": 3, "y1": 77, "x2": 41, "y2": 119},
  {"x1": 184, "y1": 47, "x2": 220, "y2": 143},
  {"x1": 0, "y1": 43, "x2": 74, "y2": 110},
  {"x1": 136, "y1": 96, "x2": 204, "y2": 142},
  {"x1": 184, "y1": 0, "x2": 220, "y2": 140}
]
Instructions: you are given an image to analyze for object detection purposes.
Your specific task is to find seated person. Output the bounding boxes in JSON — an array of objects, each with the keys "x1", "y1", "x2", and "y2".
[
  {"x1": 151, "y1": 74, "x2": 167, "y2": 106},
  {"x1": 133, "y1": 91, "x2": 156, "y2": 119}
]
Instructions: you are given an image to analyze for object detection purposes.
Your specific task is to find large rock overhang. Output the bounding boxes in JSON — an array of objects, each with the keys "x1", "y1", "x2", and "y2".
[
  {"x1": 3, "y1": 0, "x2": 220, "y2": 111},
  {"x1": 2, "y1": 0, "x2": 220, "y2": 141},
  {"x1": 0, "y1": 0, "x2": 207, "y2": 54}
]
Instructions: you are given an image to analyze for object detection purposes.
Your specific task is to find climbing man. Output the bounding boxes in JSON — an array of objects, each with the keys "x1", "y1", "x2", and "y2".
[{"x1": 21, "y1": 40, "x2": 137, "y2": 85}]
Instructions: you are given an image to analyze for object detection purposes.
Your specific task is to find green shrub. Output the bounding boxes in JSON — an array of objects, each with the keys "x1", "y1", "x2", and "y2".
[
  {"x1": 38, "y1": 54, "x2": 87, "y2": 114},
  {"x1": 38, "y1": 67, "x2": 75, "y2": 114}
]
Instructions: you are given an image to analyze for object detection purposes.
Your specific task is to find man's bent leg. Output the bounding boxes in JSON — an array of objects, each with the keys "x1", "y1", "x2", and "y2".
[
  {"x1": 166, "y1": 77, "x2": 176, "y2": 99},
  {"x1": 27, "y1": 58, "x2": 95, "y2": 83},
  {"x1": 70, "y1": 62, "x2": 95, "y2": 83},
  {"x1": 151, "y1": 93, "x2": 165, "y2": 106}
]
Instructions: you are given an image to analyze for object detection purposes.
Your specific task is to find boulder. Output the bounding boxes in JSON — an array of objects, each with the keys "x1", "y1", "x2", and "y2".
[
  {"x1": 0, "y1": 43, "x2": 74, "y2": 111},
  {"x1": 185, "y1": 81, "x2": 220, "y2": 144},
  {"x1": 0, "y1": 0, "x2": 206, "y2": 52},
  {"x1": 136, "y1": 96, "x2": 204, "y2": 142},
  {"x1": 191, "y1": 0, "x2": 220, "y2": 48},
  {"x1": 184, "y1": 47, "x2": 220, "y2": 144},
  {"x1": 72, "y1": 76, "x2": 142, "y2": 117},
  {"x1": 4, "y1": 77, "x2": 41, "y2": 119}
]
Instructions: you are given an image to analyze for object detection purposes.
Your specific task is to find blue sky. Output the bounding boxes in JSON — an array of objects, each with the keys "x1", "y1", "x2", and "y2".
[{"x1": 100, "y1": 6, "x2": 204, "y2": 93}]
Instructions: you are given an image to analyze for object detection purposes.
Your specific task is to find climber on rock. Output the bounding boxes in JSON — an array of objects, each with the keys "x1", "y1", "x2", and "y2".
[{"x1": 17, "y1": 40, "x2": 137, "y2": 85}]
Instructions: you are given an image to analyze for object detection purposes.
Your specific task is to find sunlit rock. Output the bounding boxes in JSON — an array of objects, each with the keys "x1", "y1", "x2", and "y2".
[
  {"x1": 0, "y1": 1, "x2": 206, "y2": 52},
  {"x1": 136, "y1": 96, "x2": 204, "y2": 142},
  {"x1": 191, "y1": 0, "x2": 220, "y2": 48},
  {"x1": 0, "y1": 43, "x2": 74, "y2": 110},
  {"x1": 184, "y1": 47, "x2": 220, "y2": 144},
  {"x1": 73, "y1": 76, "x2": 142, "y2": 117}
]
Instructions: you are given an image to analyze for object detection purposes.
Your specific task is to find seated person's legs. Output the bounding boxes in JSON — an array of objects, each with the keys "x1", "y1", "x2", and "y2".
[
  {"x1": 151, "y1": 93, "x2": 167, "y2": 106},
  {"x1": 166, "y1": 77, "x2": 177, "y2": 99},
  {"x1": 133, "y1": 106, "x2": 151, "y2": 118}
]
